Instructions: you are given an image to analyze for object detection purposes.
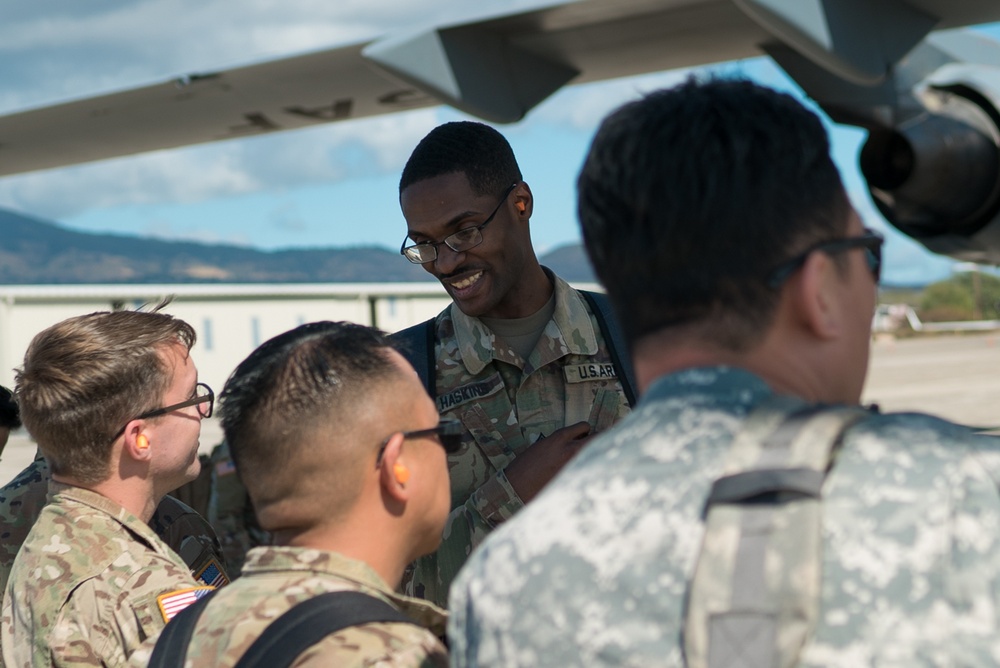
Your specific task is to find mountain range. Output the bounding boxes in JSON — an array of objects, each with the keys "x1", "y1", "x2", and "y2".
[{"x1": 0, "y1": 208, "x2": 598, "y2": 284}]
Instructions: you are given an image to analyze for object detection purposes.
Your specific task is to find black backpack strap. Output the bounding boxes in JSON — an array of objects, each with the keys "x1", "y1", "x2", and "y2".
[
  {"x1": 234, "y1": 591, "x2": 420, "y2": 668},
  {"x1": 579, "y1": 290, "x2": 638, "y2": 407},
  {"x1": 147, "y1": 588, "x2": 219, "y2": 668},
  {"x1": 391, "y1": 318, "x2": 436, "y2": 401}
]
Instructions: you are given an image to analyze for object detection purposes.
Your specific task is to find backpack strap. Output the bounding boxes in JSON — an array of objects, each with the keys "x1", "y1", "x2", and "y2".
[
  {"x1": 683, "y1": 395, "x2": 872, "y2": 668},
  {"x1": 579, "y1": 290, "x2": 638, "y2": 407},
  {"x1": 147, "y1": 587, "x2": 219, "y2": 668},
  {"x1": 234, "y1": 591, "x2": 420, "y2": 668},
  {"x1": 391, "y1": 318, "x2": 437, "y2": 401}
]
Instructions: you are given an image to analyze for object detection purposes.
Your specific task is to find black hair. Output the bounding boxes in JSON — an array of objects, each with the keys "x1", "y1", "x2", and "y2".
[
  {"x1": 219, "y1": 321, "x2": 400, "y2": 502},
  {"x1": 399, "y1": 121, "x2": 522, "y2": 197},
  {"x1": 578, "y1": 78, "x2": 850, "y2": 349}
]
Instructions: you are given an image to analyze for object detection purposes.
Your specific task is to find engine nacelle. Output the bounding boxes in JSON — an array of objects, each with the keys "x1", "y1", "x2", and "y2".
[{"x1": 860, "y1": 65, "x2": 1000, "y2": 263}]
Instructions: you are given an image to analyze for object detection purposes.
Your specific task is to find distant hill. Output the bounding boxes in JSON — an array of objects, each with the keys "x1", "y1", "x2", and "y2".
[{"x1": 0, "y1": 208, "x2": 596, "y2": 284}]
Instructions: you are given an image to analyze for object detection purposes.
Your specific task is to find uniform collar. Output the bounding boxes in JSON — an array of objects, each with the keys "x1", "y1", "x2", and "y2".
[
  {"x1": 241, "y1": 546, "x2": 447, "y2": 632},
  {"x1": 451, "y1": 269, "x2": 599, "y2": 375},
  {"x1": 47, "y1": 481, "x2": 167, "y2": 553}
]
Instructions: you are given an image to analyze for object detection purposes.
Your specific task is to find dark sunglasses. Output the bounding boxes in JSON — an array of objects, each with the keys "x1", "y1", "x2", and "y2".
[
  {"x1": 767, "y1": 229, "x2": 884, "y2": 288},
  {"x1": 376, "y1": 419, "x2": 463, "y2": 465}
]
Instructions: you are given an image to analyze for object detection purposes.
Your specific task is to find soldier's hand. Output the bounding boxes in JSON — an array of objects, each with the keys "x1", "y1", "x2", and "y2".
[{"x1": 504, "y1": 421, "x2": 592, "y2": 504}]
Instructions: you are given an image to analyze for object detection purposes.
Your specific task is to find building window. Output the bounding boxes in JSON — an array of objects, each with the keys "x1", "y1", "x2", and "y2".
[
  {"x1": 203, "y1": 318, "x2": 213, "y2": 351},
  {"x1": 251, "y1": 317, "x2": 261, "y2": 347}
]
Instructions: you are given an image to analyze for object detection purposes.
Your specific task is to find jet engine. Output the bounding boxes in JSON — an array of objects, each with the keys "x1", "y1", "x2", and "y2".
[{"x1": 860, "y1": 66, "x2": 1000, "y2": 263}]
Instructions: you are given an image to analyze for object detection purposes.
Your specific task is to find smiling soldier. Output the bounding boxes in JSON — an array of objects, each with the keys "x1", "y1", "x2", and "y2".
[{"x1": 393, "y1": 121, "x2": 637, "y2": 606}]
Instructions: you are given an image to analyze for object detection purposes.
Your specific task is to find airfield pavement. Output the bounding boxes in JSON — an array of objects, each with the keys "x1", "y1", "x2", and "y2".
[{"x1": 2, "y1": 331, "x2": 1000, "y2": 483}]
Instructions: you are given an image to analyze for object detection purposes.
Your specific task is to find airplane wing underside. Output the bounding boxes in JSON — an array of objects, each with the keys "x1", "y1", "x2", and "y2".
[{"x1": 6, "y1": 0, "x2": 1000, "y2": 262}]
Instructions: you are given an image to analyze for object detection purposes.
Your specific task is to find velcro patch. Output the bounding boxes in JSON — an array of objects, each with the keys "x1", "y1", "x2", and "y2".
[
  {"x1": 195, "y1": 558, "x2": 230, "y2": 588},
  {"x1": 157, "y1": 586, "x2": 214, "y2": 623},
  {"x1": 564, "y1": 363, "x2": 618, "y2": 383},
  {"x1": 437, "y1": 373, "x2": 503, "y2": 412}
]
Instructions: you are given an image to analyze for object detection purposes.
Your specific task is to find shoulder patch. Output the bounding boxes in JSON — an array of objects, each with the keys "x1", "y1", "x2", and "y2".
[
  {"x1": 564, "y1": 363, "x2": 618, "y2": 383},
  {"x1": 436, "y1": 373, "x2": 504, "y2": 413},
  {"x1": 214, "y1": 459, "x2": 236, "y2": 477},
  {"x1": 194, "y1": 558, "x2": 230, "y2": 588},
  {"x1": 157, "y1": 586, "x2": 214, "y2": 623}
]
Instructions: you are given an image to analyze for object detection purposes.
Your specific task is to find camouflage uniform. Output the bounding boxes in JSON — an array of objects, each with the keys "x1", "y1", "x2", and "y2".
[
  {"x1": 404, "y1": 274, "x2": 630, "y2": 606},
  {"x1": 449, "y1": 366, "x2": 1000, "y2": 666},
  {"x1": 2, "y1": 483, "x2": 206, "y2": 667},
  {"x1": 207, "y1": 440, "x2": 271, "y2": 577},
  {"x1": 0, "y1": 451, "x2": 228, "y2": 599},
  {"x1": 128, "y1": 546, "x2": 448, "y2": 667}
]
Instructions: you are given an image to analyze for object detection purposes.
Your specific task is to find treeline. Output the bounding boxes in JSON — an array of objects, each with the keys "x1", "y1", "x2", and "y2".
[{"x1": 916, "y1": 272, "x2": 1000, "y2": 322}]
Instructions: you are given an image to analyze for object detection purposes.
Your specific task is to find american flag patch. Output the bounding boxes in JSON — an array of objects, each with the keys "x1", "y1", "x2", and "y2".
[
  {"x1": 157, "y1": 586, "x2": 214, "y2": 623},
  {"x1": 195, "y1": 559, "x2": 229, "y2": 588},
  {"x1": 215, "y1": 460, "x2": 236, "y2": 476}
]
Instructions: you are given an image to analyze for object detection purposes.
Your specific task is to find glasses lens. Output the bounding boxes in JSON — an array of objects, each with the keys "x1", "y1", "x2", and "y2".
[
  {"x1": 197, "y1": 383, "x2": 214, "y2": 418},
  {"x1": 444, "y1": 227, "x2": 483, "y2": 253},
  {"x1": 403, "y1": 244, "x2": 435, "y2": 264},
  {"x1": 438, "y1": 420, "x2": 463, "y2": 453}
]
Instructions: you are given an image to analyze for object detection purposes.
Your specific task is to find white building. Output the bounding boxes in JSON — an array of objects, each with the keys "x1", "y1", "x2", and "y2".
[
  {"x1": 0, "y1": 281, "x2": 605, "y2": 395},
  {"x1": 0, "y1": 283, "x2": 456, "y2": 394}
]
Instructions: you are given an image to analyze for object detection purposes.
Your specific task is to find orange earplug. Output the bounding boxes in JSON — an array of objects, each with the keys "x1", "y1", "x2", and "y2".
[{"x1": 393, "y1": 463, "x2": 410, "y2": 485}]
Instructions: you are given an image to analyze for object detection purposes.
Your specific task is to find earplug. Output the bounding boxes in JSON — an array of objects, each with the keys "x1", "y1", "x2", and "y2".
[
  {"x1": 136, "y1": 435, "x2": 149, "y2": 450},
  {"x1": 393, "y1": 463, "x2": 410, "y2": 485},
  {"x1": 516, "y1": 201, "x2": 526, "y2": 213}
]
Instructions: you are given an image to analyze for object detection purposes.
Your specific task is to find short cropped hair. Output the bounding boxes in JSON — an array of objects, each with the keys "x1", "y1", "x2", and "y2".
[
  {"x1": 219, "y1": 321, "x2": 402, "y2": 526},
  {"x1": 399, "y1": 121, "x2": 523, "y2": 197},
  {"x1": 578, "y1": 78, "x2": 851, "y2": 350},
  {"x1": 0, "y1": 386, "x2": 20, "y2": 430},
  {"x1": 16, "y1": 307, "x2": 195, "y2": 484}
]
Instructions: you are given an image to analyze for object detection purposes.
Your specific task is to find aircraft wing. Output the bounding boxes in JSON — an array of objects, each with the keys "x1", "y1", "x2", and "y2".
[
  {"x1": 6, "y1": 0, "x2": 1000, "y2": 262},
  {"x1": 3, "y1": 0, "x2": 995, "y2": 178}
]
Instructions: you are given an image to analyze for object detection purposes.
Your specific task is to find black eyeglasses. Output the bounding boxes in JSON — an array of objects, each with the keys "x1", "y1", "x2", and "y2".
[
  {"x1": 400, "y1": 183, "x2": 518, "y2": 264},
  {"x1": 110, "y1": 382, "x2": 214, "y2": 441},
  {"x1": 376, "y1": 419, "x2": 464, "y2": 465},
  {"x1": 766, "y1": 229, "x2": 884, "y2": 288}
]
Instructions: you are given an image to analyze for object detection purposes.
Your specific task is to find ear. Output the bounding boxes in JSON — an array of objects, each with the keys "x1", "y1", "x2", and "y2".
[
  {"x1": 514, "y1": 182, "x2": 533, "y2": 220},
  {"x1": 122, "y1": 423, "x2": 153, "y2": 463},
  {"x1": 794, "y1": 251, "x2": 845, "y2": 341},
  {"x1": 378, "y1": 432, "x2": 410, "y2": 504}
]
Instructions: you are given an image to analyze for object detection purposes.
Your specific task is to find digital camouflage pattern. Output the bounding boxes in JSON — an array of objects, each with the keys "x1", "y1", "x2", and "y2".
[
  {"x1": 128, "y1": 546, "x2": 448, "y2": 667},
  {"x1": 400, "y1": 274, "x2": 630, "y2": 607},
  {"x1": 449, "y1": 367, "x2": 1000, "y2": 667},
  {"x1": 207, "y1": 440, "x2": 271, "y2": 577},
  {"x1": 2, "y1": 483, "x2": 202, "y2": 667},
  {"x1": 0, "y1": 451, "x2": 228, "y2": 600}
]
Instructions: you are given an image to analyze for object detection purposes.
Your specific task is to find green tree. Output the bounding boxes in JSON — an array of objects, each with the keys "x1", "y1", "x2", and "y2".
[{"x1": 919, "y1": 272, "x2": 1000, "y2": 321}]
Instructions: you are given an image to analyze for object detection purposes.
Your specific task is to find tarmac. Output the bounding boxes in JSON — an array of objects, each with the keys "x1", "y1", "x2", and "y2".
[{"x1": 2, "y1": 331, "x2": 1000, "y2": 482}]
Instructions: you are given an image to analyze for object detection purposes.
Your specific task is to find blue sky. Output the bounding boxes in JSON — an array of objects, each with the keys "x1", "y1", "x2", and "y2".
[{"x1": 0, "y1": 1, "x2": 997, "y2": 285}]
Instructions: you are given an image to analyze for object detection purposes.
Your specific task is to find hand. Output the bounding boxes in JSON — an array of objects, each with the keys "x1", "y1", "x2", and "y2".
[{"x1": 504, "y1": 421, "x2": 592, "y2": 504}]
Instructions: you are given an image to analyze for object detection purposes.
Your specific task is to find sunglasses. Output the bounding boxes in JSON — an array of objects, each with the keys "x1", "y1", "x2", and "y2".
[{"x1": 767, "y1": 229, "x2": 884, "y2": 288}]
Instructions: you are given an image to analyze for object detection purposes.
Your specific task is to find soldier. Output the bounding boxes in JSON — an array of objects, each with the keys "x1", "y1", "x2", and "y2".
[
  {"x1": 449, "y1": 80, "x2": 1000, "y2": 665},
  {"x1": 2, "y1": 308, "x2": 217, "y2": 667},
  {"x1": 393, "y1": 121, "x2": 636, "y2": 606},
  {"x1": 137, "y1": 321, "x2": 448, "y2": 666}
]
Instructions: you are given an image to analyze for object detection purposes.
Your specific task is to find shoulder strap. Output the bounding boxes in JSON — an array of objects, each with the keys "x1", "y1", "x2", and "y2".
[
  {"x1": 391, "y1": 319, "x2": 437, "y2": 401},
  {"x1": 683, "y1": 396, "x2": 872, "y2": 668},
  {"x1": 234, "y1": 590, "x2": 419, "y2": 668},
  {"x1": 579, "y1": 290, "x2": 638, "y2": 407},
  {"x1": 147, "y1": 588, "x2": 219, "y2": 668}
]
